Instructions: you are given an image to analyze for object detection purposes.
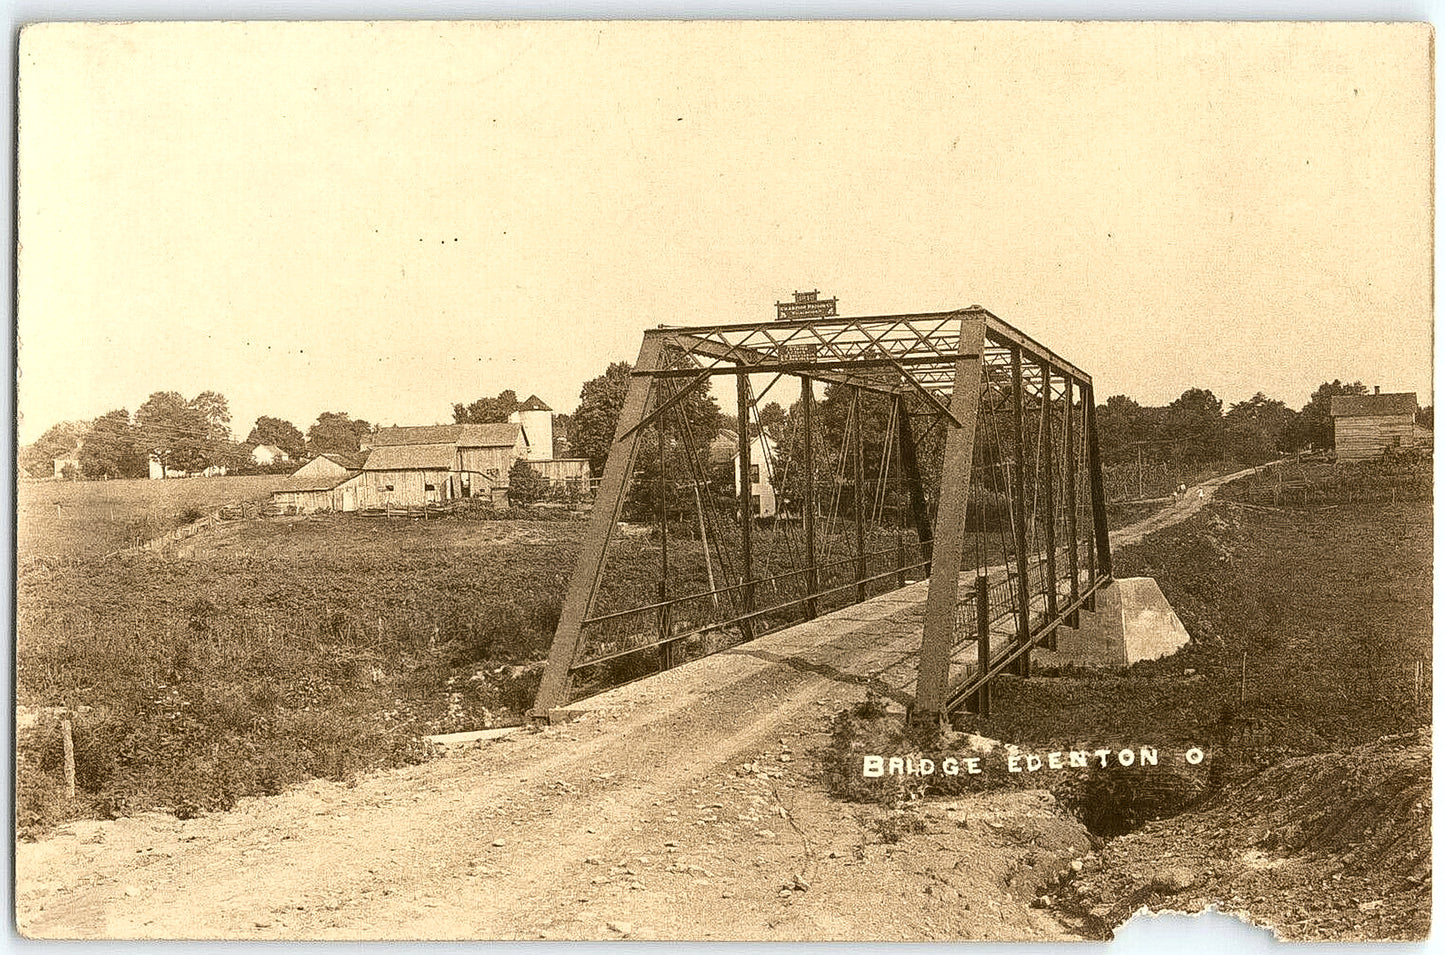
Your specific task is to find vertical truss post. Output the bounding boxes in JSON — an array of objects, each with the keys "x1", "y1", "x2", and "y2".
[
  {"x1": 897, "y1": 404, "x2": 933, "y2": 573},
  {"x1": 1064, "y1": 378, "x2": 1080, "y2": 628},
  {"x1": 1082, "y1": 388, "x2": 1098, "y2": 608},
  {"x1": 736, "y1": 371, "x2": 756, "y2": 641},
  {"x1": 1085, "y1": 382, "x2": 1113, "y2": 579},
  {"x1": 1040, "y1": 364, "x2": 1059, "y2": 651},
  {"x1": 853, "y1": 388, "x2": 867, "y2": 603},
  {"x1": 964, "y1": 574, "x2": 991, "y2": 714},
  {"x1": 913, "y1": 318, "x2": 986, "y2": 724},
  {"x1": 801, "y1": 376, "x2": 818, "y2": 619},
  {"x1": 892, "y1": 394, "x2": 906, "y2": 589},
  {"x1": 532, "y1": 333, "x2": 665, "y2": 717},
  {"x1": 657, "y1": 411, "x2": 678, "y2": 671},
  {"x1": 1007, "y1": 346, "x2": 1032, "y2": 679}
]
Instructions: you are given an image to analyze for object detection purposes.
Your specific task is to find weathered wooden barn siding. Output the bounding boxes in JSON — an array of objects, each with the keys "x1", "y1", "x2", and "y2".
[
  {"x1": 354, "y1": 468, "x2": 453, "y2": 508},
  {"x1": 534, "y1": 458, "x2": 591, "y2": 484},
  {"x1": 458, "y1": 445, "x2": 516, "y2": 476},
  {"x1": 1336, "y1": 415, "x2": 1416, "y2": 462},
  {"x1": 273, "y1": 488, "x2": 340, "y2": 512}
]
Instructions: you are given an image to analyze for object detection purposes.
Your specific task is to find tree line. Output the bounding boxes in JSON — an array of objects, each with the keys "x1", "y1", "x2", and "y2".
[
  {"x1": 21, "y1": 392, "x2": 379, "y2": 480},
  {"x1": 1096, "y1": 380, "x2": 1432, "y2": 470}
]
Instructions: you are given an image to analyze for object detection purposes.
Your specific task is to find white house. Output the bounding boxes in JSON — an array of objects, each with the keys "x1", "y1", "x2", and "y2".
[
  {"x1": 250, "y1": 444, "x2": 290, "y2": 466},
  {"x1": 733, "y1": 433, "x2": 779, "y2": 518}
]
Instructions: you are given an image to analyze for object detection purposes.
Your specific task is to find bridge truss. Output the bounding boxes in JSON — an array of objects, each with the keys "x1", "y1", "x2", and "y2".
[{"x1": 531, "y1": 306, "x2": 1111, "y2": 724}]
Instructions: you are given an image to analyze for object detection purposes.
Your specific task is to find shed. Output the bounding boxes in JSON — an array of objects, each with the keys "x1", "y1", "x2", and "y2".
[{"x1": 1330, "y1": 391, "x2": 1417, "y2": 462}]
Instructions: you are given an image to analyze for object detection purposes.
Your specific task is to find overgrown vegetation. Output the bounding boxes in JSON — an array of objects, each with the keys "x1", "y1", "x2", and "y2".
[{"x1": 15, "y1": 513, "x2": 586, "y2": 836}]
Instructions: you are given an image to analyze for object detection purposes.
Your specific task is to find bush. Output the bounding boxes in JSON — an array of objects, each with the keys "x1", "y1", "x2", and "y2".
[{"x1": 507, "y1": 460, "x2": 550, "y2": 506}]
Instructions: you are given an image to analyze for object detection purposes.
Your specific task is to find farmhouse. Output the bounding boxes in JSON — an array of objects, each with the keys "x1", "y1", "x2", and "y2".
[
  {"x1": 734, "y1": 432, "x2": 779, "y2": 518},
  {"x1": 709, "y1": 429, "x2": 782, "y2": 518},
  {"x1": 1330, "y1": 389, "x2": 1418, "y2": 462},
  {"x1": 250, "y1": 444, "x2": 290, "y2": 466},
  {"x1": 52, "y1": 446, "x2": 81, "y2": 480}
]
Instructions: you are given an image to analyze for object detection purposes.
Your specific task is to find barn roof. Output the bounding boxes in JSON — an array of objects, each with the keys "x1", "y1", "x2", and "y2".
[
  {"x1": 372, "y1": 425, "x2": 462, "y2": 446},
  {"x1": 361, "y1": 443, "x2": 456, "y2": 471},
  {"x1": 1330, "y1": 393, "x2": 1417, "y2": 418},
  {"x1": 319, "y1": 450, "x2": 367, "y2": 469},
  {"x1": 518, "y1": 394, "x2": 552, "y2": 412},
  {"x1": 371, "y1": 423, "x2": 521, "y2": 448},
  {"x1": 274, "y1": 470, "x2": 358, "y2": 493},
  {"x1": 458, "y1": 422, "x2": 522, "y2": 447}
]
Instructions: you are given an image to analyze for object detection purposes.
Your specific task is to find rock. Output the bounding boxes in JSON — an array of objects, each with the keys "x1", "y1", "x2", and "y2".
[
  {"x1": 1070, "y1": 859, "x2": 1084, "y2": 873},
  {"x1": 1151, "y1": 866, "x2": 1198, "y2": 894},
  {"x1": 607, "y1": 920, "x2": 633, "y2": 936},
  {"x1": 492, "y1": 839, "x2": 506, "y2": 847},
  {"x1": 792, "y1": 875, "x2": 810, "y2": 892},
  {"x1": 756, "y1": 829, "x2": 776, "y2": 839},
  {"x1": 1183, "y1": 668, "x2": 1197, "y2": 676}
]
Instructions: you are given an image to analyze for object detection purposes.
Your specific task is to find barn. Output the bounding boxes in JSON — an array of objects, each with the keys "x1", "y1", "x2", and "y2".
[
  {"x1": 270, "y1": 451, "x2": 367, "y2": 513},
  {"x1": 1330, "y1": 390, "x2": 1418, "y2": 462}
]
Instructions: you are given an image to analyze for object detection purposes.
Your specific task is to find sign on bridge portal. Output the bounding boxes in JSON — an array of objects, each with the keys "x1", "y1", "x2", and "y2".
[{"x1": 775, "y1": 290, "x2": 838, "y2": 321}]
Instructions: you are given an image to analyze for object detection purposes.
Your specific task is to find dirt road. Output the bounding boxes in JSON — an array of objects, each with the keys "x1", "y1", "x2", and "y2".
[
  {"x1": 15, "y1": 464, "x2": 1275, "y2": 940},
  {"x1": 1109, "y1": 463, "x2": 1276, "y2": 548},
  {"x1": 16, "y1": 600, "x2": 1087, "y2": 940}
]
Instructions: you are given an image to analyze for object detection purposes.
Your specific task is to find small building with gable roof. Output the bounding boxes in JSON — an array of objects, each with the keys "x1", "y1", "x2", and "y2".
[{"x1": 1330, "y1": 389, "x2": 1418, "y2": 462}]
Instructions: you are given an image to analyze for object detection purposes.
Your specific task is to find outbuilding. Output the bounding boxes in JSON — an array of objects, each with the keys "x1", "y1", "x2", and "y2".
[{"x1": 1330, "y1": 389, "x2": 1418, "y2": 462}]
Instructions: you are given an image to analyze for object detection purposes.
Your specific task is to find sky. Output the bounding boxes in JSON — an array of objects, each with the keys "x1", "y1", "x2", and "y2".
[{"x1": 16, "y1": 20, "x2": 1434, "y2": 445}]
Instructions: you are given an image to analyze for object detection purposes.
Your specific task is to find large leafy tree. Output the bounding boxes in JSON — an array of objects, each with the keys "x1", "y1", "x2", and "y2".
[
  {"x1": 1284, "y1": 380, "x2": 1368, "y2": 451},
  {"x1": 245, "y1": 416, "x2": 306, "y2": 459},
  {"x1": 79, "y1": 409, "x2": 147, "y2": 479},
  {"x1": 757, "y1": 401, "x2": 788, "y2": 438},
  {"x1": 306, "y1": 412, "x2": 374, "y2": 455},
  {"x1": 453, "y1": 389, "x2": 521, "y2": 424},
  {"x1": 570, "y1": 363, "x2": 633, "y2": 473},
  {"x1": 1096, "y1": 395, "x2": 1152, "y2": 464},
  {"x1": 135, "y1": 391, "x2": 209, "y2": 476},
  {"x1": 1162, "y1": 388, "x2": 1226, "y2": 464},
  {"x1": 570, "y1": 360, "x2": 723, "y2": 515},
  {"x1": 1223, "y1": 393, "x2": 1296, "y2": 463}
]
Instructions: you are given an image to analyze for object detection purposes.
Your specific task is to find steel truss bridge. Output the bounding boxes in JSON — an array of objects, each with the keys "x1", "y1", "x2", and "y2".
[{"x1": 532, "y1": 306, "x2": 1112, "y2": 724}]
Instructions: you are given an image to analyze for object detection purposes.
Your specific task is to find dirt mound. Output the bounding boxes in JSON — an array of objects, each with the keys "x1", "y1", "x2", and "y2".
[{"x1": 1055, "y1": 730, "x2": 1430, "y2": 941}]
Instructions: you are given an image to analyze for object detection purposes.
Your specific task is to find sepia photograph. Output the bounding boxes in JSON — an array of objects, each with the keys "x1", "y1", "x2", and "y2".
[{"x1": 13, "y1": 20, "x2": 1433, "y2": 941}]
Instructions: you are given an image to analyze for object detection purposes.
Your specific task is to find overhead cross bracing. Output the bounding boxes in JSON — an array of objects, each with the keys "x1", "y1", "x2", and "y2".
[{"x1": 531, "y1": 306, "x2": 1111, "y2": 724}]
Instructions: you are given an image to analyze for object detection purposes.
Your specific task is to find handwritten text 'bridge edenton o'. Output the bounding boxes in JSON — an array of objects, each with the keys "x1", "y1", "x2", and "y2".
[{"x1": 532, "y1": 301, "x2": 1114, "y2": 724}]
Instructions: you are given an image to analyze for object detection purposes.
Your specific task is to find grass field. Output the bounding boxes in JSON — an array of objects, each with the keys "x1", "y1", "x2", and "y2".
[{"x1": 18, "y1": 475, "x2": 292, "y2": 560}]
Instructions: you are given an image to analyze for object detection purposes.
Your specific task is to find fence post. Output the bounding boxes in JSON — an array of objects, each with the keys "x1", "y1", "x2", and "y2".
[{"x1": 61, "y1": 715, "x2": 76, "y2": 799}]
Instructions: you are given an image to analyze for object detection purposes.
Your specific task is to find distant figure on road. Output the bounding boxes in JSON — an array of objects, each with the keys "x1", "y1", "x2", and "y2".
[{"x1": 1198, "y1": 489, "x2": 1204, "y2": 499}]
